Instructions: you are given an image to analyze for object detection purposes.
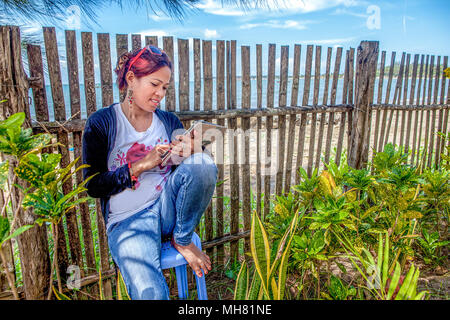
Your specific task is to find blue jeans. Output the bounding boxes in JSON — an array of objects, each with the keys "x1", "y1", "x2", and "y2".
[{"x1": 107, "y1": 152, "x2": 218, "y2": 300}]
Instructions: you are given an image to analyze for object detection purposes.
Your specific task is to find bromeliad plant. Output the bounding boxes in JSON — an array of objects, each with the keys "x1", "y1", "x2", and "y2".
[
  {"x1": 0, "y1": 112, "x2": 94, "y2": 299},
  {"x1": 336, "y1": 232, "x2": 427, "y2": 300},
  {"x1": 234, "y1": 209, "x2": 301, "y2": 300}
]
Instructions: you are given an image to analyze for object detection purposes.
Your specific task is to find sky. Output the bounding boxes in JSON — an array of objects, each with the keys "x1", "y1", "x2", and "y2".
[
  {"x1": 20, "y1": 0, "x2": 450, "y2": 80},
  {"x1": 61, "y1": 0, "x2": 450, "y2": 54}
]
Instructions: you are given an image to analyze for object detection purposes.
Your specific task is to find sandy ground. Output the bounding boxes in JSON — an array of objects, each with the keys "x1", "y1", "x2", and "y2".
[{"x1": 205, "y1": 109, "x2": 445, "y2": 199}]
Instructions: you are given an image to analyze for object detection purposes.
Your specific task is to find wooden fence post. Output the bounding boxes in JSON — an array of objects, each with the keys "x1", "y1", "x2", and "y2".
[
  {"x1": 0, "y1": 25, "x2": 51, "y2": 299},
  {"x1": 348, "y1": 41, "x2": 379, "y2": 169}
]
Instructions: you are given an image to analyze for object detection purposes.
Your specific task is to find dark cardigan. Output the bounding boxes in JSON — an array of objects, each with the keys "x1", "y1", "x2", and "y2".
[{"x1": 82, "y1": 103, "x2": 184, "y2": 225}]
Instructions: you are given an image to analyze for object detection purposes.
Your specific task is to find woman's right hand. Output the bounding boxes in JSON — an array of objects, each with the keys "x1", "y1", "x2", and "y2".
[{"x1": 130, "y1": 144, "x2": 171, "y2": 177}]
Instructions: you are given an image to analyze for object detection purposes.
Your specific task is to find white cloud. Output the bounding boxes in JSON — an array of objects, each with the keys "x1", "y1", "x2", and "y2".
[
  {"x1": 134, "y1": 29, "x2": 168, "y2": 38},
  {"x1": 240, "y1": 19, "x2": 316, "y2": 30},
  {"x1": 204, "y1": 29, "x2": 219, "y2": 39},
  {"x1": 196, "y1": 0, "x2": 361, "y2": 17},
  {"x1": 149, "y1": 13, "x2": 171, "y2": 21},
  {"x1": 331, "y1": 7, "x2": 368, "y2": 18}
]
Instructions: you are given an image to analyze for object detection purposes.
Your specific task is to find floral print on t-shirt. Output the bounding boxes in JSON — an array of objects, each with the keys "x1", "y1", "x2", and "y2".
[{"x1": 109, "y1": 137, "x2": 171, "y2": 190}]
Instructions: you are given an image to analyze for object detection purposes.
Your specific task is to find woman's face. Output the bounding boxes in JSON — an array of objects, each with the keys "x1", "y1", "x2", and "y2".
[{"x1": 128, "y1": 66, "x2": 171, "y2": 112}]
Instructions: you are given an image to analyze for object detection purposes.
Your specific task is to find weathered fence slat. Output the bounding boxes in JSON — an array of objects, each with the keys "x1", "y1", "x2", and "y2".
[
  {"x1": 263, "y1": 43, "x2": 275, "y2": 219},
  {"x1": 436, "y1": 56, "x2": 448, "y2": 167},
  {"x1": 295, "y1": 44, "x2": 313, "y2": 182},
  {"x1": 382, "y1": 52, "x2": 397, "y2": 147},
  {"x1": 373, "y1": 50, "x2": 386, "y2": 155},
  {"x1": 201, "y1": 39, "x2": 214, "y2": 258},
  {"x1": 275, "y1": 45, "x2": 288, "y2": 196},
  {"x1": 428, "y1": 56, "x2": 440, "y2": 167},
  {"x1": 227, "y1": 40, "x2": 240, "y2": 264},
  {"x1": 284, "y1": 44, "x2": 301, "y2": 193},
  {"x1": 346, "y1": 48, "x2": 355, "y2": 152},
  {"x1": 392, "y1": 52, "x2": 405, "y2": 146},
  {"x1": 399, "y1": 54, "x2": 410, "y2": 150},
  {"x1": 348, "y1": 41, "x2": 379, "y2": 169},
  {"x1": 256, "y1": 43, "x2": 263, "y2": 217},
  {"x1": 193, "y1": 39, "x2": 201, "y2": 111},
  {"x1": 81, "y1": 32, "x2": 97, "y2": 116},
  {"x1": 145, "y1": 36, "x2": 158, "y2": 47},
  {"x1": 95, "y1": 32, "x2": 114, "y2": 299},
  {"x1": 336, "y1": 49, "x2": 349, "y2": 165},
  {"x1": 424, "y1": 55, "x2": 435, "y2": 167},
  {"x1": 163, "y1": 36, "x2": 175, "y2": 111},
  {"x1": 64, "y1": 30, "x2": 88, "y2": 281},
  {"x1": 215, "y1": 40, "x2": 225, "y2": 264},
  {"x1": 131, "y1": 34, "x2": 141, "y2": 51},
  {"x1": 43, "y1": 26, "x2": 71, "y2": 287},
  {"x1": 415, "y1": 55, "x2": 427, "y2": 166},
  {"x1": 306, "y1": 45, "x2": 320, "y2": 177},
  {"x1": 325, "y1": 47, "x2": 343, "y2": 165},
  {"x1": 315, "y1": 46, "x2": 326, "y2": 170},
  {"x1": 241, "y1": 45, "x2": 251, "y2": 256},
  {"x1": 404, "y1": 54, "x2": 418, "y2": 162},
  {"x1": 116, "y1": 34, "x2": 128, "y2": 103}
]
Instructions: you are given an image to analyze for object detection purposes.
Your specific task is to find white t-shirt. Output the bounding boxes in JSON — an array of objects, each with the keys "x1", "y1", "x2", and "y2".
[{"x1": 107, "y1": 103, "x2": 172, "y2": 229}]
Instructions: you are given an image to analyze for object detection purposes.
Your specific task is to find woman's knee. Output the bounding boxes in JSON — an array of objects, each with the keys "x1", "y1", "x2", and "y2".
[{"x1": 179, "y1": 152, "x2": 218, "y2": 187}]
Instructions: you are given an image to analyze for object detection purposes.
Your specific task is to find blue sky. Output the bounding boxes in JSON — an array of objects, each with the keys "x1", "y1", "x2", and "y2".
[
  {"x1": 22, "y1": 0, "x2": 450, "y2": 80},
  {"x1": 71, "y1": 0, "x2": 450, "y2": 55}
]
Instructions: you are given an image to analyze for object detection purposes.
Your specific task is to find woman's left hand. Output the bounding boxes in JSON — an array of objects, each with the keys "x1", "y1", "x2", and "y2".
[{"x1": 169, "y1": 130, "x2": 202, "y2": 164}]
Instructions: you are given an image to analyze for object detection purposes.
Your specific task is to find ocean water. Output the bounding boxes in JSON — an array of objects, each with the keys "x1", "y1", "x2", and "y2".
[{"x1": 29, "y1": 77, "x2": 409, "y2": 121}]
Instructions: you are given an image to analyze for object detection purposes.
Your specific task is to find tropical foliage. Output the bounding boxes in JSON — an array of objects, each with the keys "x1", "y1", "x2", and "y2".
[{"x1": 235, "y1": 142, "x2": 449, "y2": 300}]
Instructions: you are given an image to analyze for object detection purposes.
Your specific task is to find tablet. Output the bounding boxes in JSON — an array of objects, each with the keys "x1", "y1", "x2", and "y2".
[{"x1": 160, "y1": 120, "x2": 226, "y2": 165}]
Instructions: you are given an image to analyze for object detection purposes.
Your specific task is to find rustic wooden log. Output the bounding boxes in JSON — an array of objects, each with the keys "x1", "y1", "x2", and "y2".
[
  {"x1": 1, "y1": 26, "x2": 51, "y2": 300},
  {"x1": 348, "y1": 41, "x2": 379, "y2": 169}
]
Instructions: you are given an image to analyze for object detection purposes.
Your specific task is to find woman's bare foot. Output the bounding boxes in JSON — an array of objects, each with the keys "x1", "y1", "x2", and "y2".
[{"x1": 172, "y1": 240, "x2": 212, "y2": 277}]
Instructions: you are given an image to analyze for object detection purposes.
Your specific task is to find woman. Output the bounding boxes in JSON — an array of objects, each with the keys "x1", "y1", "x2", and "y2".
[{"x1": 82, "y1": 45, "x2": 217, "y2": 300}]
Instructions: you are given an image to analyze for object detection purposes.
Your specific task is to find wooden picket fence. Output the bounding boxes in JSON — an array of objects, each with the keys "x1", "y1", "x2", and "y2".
[{"x1": 0, "y1": 25, "x2": 448, "y2": 299}]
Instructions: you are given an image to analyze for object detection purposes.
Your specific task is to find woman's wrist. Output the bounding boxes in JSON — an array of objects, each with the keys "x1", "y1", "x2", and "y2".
[{"x1": 130, "y1": 161, "x2": 145, "y2": 178}]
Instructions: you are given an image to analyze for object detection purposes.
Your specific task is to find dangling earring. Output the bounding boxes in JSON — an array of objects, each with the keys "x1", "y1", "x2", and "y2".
[{"x1": 127, "y1": 89, "x2": 134, "y2": 105}]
